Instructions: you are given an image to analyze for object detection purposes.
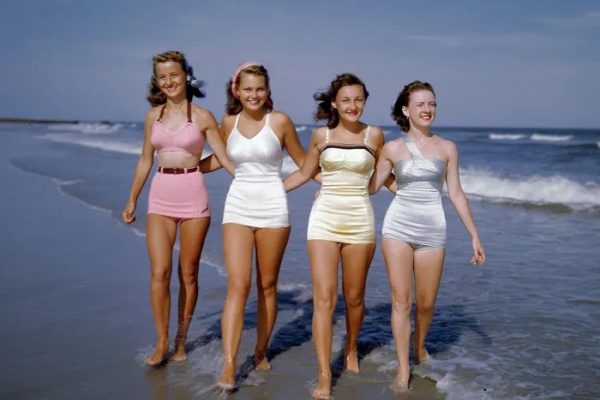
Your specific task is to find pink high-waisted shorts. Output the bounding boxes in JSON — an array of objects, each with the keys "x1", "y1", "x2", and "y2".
[{"x1": 147, "y1": 169, "x2": 210, "y2": 219}]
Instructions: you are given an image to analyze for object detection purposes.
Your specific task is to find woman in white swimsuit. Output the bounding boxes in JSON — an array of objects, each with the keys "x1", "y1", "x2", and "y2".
[{"x1": 216, "y1": 63, "x2": 306, "y2": 389}]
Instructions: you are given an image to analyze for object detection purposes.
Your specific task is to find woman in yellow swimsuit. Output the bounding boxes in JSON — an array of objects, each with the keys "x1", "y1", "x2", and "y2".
[{"x1": 284, "y1": 73, "x2": 384, "y2": 399}]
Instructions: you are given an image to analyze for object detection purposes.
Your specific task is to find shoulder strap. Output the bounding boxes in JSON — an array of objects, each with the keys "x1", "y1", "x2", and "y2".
[
  {"x1": 186, "y1": 101, "x2": 192, "y2": 123},
  {"x1": 233, "y1": 113, "x2": 241, "y2": 129},
  {"x1": 265, "y1": 112, "x2": 271, "y2": 126},
  {"x1": 363, "y1": 125, "x2": 371, "y2": 144},
  {"x1": 157, "y1": 104, "x2": 167, "y2": 122},
  {"x1": 403, "y1": 134, "x2": 425, "y2": 160},
  {"x1": 325, "y1": 128, "x2": 330, "y2": 143}
]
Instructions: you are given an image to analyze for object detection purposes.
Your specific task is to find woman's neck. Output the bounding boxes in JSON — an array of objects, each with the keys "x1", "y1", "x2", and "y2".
[
  {"x1": 407, "y1": 125, "x2": 432, "y2": 141},
  {"x1": 337, "y1": 119, "x2": 364, "y2": 134},
  {"x1": 165, "y1": 96, "x2": 187, "y2": 110},
  {"x1": 241, "y1": 107, "x2": 266, "y2": 122}
]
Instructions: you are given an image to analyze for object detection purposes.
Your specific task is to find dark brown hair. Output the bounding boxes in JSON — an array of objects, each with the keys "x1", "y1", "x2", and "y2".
[
  {"x1": 146, "y1": 50, "x2": 205, "y2": 106},
  {"x1": 391, "y1": 80, "x2": 435, "y2": 132},
  {"x1": 313, "y1": 73, "x2": 369, "y2": 129},
  {"x1": 225, "y1": 64, "x2": 274, "y2": 115}
]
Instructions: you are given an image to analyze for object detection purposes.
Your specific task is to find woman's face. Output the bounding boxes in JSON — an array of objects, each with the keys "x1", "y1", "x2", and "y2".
[
  {"x1": 404, "y1": 90, "x2": 437, "y2": 129},
  {"x1": 155, "y1": 61, "x2": 187, "y2": 99},
  {"x1": 236, "y1": 72, "x2": 268, "y2": 111},
  {"x1": 332, "y1": 84, "x2": 366, "y2": 123}
]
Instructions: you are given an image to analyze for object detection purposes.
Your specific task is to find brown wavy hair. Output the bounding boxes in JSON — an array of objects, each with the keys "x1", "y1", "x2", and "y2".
[
  {"x1": 391, "y1": 80, "x2": 436, "y2": 132},
  {"x1": 313, "y1": 73, "x2": 369, "y2": 129},
  {"x1": 225, "y1": 64, "x2": 274, "y2": 115},
  {"x1": 146, "y1": 50, "x2": 205, "y2": 106}
]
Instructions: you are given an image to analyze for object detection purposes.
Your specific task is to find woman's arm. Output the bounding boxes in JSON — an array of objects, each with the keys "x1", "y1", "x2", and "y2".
[
  {"x1": 199, "y1": 109, "x2": 234, "y2": 176},
  {"x1": 275, "y1": 112, "x2": 306, "y2": 168},
  {"x1": 198, "y1": 154, "x2": 222, "y2": 173},
  {"x1": 445, "y1": 140, "x2": 486, "y2": 265},
  {"x1": 369, "y1": 141, "x2": 394, "y2": 194},
  {"x1": 283, "y1": 129, "x2": 323, "y2": 192},
  {"x1": 122, "y1": 110, "x2": 156, "y2": 223}
]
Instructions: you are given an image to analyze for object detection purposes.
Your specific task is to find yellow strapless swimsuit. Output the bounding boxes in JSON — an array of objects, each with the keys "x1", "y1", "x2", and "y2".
[{"x1": 307, "y1": 127, "x2": 375, "y2": 244}]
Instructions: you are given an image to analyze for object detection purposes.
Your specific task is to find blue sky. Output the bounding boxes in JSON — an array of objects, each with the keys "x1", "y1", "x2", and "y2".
[{"x1": 1, "y1": 0, "x2": 599, "y2": 128}]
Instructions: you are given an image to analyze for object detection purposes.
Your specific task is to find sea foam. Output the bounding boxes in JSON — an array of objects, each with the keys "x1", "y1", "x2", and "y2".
[
  {"x1": 48, "y1": 122, "x2": 124, "y2": 134},
  {"x1": 41, "y1": 133, "x2": 142, "y2": 155},
  {"x1": 488, "y1": 133, "x2": 527, "y2": 141},
  {"x1": 460, "y1": 168, "x2": 600, "y2": 210},
  {"x1": 530, "y1": 133, "x2": 573, "y2": 142}
]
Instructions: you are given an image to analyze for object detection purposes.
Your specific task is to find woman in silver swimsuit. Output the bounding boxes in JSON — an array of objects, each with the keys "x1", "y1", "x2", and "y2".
[{"x1": 369, "y1": 81, "x2": 486, "y2": 391}]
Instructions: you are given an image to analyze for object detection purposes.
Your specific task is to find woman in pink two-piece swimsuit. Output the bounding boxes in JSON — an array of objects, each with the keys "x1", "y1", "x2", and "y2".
[{"x1": 122, "y1": 50, "x2": 233, "y2": 367}]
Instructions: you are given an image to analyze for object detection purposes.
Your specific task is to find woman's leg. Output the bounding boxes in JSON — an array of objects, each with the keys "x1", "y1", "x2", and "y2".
[
  {"x1": 413, "y1": 248, "x2": 445, "y2": 362},
  {"x1": 145, "y1": 214, "x2": 178, "y2": 365},
  {"x1": 339, "y1": 242, "x2": 376, "y2": 373},
  {"x1": 382, "y1": 239, "x2": 414, "y2": 391},
  {"x1": 172, "y1": 216, "x2": 211, "y2": 362},
  {"x1": 253, "y1": 227, "x2": 291, "y2": 370},
  {"x1": 218, "y1": 223, "x2": 255, "y2": 387},
  {"x1": 307, "y1": 240, "x2": 340, "y2": 399}
]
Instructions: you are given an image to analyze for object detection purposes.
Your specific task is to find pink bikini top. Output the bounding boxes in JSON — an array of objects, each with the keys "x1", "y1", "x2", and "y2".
[{"x1": 150, "y1": 102, "x2": 205, "y2": 155}]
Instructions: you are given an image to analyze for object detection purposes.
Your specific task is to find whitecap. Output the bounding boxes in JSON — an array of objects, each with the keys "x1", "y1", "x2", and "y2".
[
  {"x1": 530, "y1": 133, "x2": 573, "y2": 142},
  {"x1": 460, "y1": 168, "x2": 600, "y2": 210},
  {"x1": 40, "y1": 133, "x2": 141, "y2": 155},
  {"x1": 488, "y1": 133, "x2": 526, "y2": 140},
  {"x1": 48, "y1": 122, "x2": 124, "y2": 134}
]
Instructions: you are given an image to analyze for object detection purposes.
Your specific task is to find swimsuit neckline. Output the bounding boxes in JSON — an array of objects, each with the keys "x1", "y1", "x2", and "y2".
[
  {"x1": 155, "y1": 120, "x2": 195, "y2": 136},
  {"x1": 320, "y1": 143, "x2": 375, "y2": 157}
]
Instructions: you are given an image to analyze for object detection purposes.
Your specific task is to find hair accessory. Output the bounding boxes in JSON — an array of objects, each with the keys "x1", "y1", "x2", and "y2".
[
  {"x1": 182, "y1": 58, "x2": 202, "y2": 88},
  {"x1": 230, "y1": 61, "x2": 261, "y2": 98}
]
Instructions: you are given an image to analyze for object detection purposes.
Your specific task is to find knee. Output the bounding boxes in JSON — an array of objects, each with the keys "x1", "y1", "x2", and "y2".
[
  {"x1": 416, "y1": 299, "x2": 435, "y2": 316},
  {"x1": 314, "y1": 291, "x2": 337, "y2": 314},
  {"x1": 344, "y1": 291, "x2": 364, "y2": 310},
  {"x1": 390, "y1": 295, "x2": 411, "y2": 317},
  {"x1": 227, "y1": 279, "x2": 251, "y2": 299},
  {"x1": 257, "y1": 278, "x2": 278, "y2": 299},
  {"x1": 178, "y1": 264, "x2": 199, "y2": 287},
  {"x1": 151, "y1": 267, "x2": 172, "y2": 284}
]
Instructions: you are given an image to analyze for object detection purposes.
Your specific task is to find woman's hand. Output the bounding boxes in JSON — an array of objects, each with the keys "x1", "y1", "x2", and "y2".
[
  {"x1": 470, "y1": 237, "x2": 486, "y2": 265},
  {"x1": 122, "y1": 201, "x2": 137, "y2": 224}
]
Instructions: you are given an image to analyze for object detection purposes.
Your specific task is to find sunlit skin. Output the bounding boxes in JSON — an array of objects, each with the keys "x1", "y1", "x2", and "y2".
[
  {"x1": 122, "y1": 59, "x2": 234, "y2": 367},
  {"x1": 214, "y1": 70, "x2": 307, "y2": 389},
  {"x1": 369, "y1": 88, "x2": 485, "y2": 391},
  {"x1": 284, "y1": 83, "x2": 385, "y2": 399}
]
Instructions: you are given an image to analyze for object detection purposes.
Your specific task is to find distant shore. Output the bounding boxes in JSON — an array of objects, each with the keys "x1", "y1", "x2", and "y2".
[{"x1": 0, "y1": 117, "x2": 80, "y2": 125}]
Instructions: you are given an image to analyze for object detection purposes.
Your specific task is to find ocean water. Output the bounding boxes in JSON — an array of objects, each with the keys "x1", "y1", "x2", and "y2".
[{"x1": 2, "y1": 121, "x2": 599, "y2": 399}]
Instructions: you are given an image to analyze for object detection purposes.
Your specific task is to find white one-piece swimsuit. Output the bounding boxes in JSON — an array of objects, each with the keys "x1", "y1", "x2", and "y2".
[{"x1": 222, "y1": 113, "x2": 289, "y2": 228}]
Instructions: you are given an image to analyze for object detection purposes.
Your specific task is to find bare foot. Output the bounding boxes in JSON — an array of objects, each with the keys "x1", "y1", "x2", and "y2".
[
  {"x1": 171, "y1": 344, "x2": 187, "y2": 362},
  {"x1": 416, "y1": 348, "x2": 430, "y2": 364},
  {"x1": 254, "y1": 354, "x2": 271, "y2": 371},
  {"x1": 218, "y1": 359, "x2": 236, "y2": 389},
  {"x1": 312, "y1": 372, "x2": 332, "y2": 399},
  {"x1": 344, "y1": 350, "x2": 359, "y2": 373},
  {"x1": 145, "y1": 341, "x2": 169, "y2": 368},
  {"x1": 389, "y1": 369, "x2": 410, "y2": 393}
]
